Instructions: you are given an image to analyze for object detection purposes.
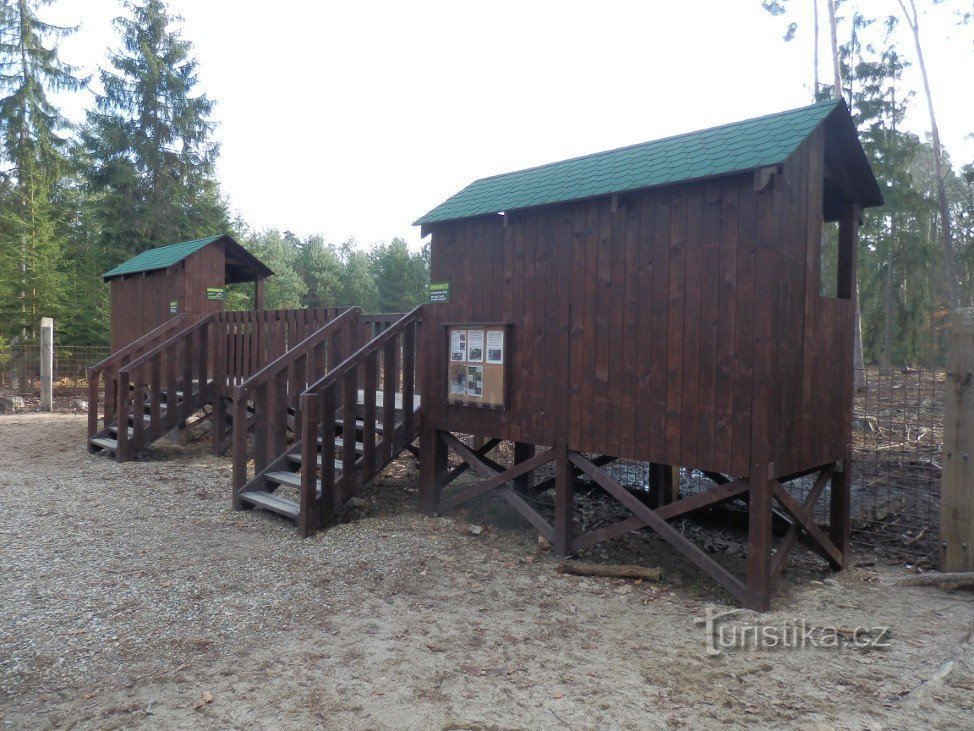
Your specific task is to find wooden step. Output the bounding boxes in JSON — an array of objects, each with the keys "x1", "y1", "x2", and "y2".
[
  {"x1": 238, "y1": 491, "x2": 300, "y2": 519},
  {"x1": 284, "y1": 453, "x2": 350, "y2": 470},
  {"x1": 90, "y1": 437, "x2": 118, "y2": 451}
]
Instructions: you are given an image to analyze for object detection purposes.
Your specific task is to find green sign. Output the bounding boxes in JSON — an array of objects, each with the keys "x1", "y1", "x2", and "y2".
[
  {"x1": 428, "y1": 281, "x2": 451, "y2": 304},
  {"x1": 206, "y1": 287, "x2": 225, "y2": 301},
  {"x1": 169, "y1": 300, "x2": 178, "y2": 314}
]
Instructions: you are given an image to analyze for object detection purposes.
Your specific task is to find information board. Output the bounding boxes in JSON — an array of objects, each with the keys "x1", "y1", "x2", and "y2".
[{"x1": 446, "y1": 324, "x2": 508, "y2": 408}]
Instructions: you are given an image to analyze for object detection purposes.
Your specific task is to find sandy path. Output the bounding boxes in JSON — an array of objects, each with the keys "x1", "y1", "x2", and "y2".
[{"x1": 1, "y1": 414, "x2": 972, "y2": 729}]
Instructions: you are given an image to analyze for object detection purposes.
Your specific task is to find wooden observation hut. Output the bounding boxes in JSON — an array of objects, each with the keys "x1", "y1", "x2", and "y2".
[
  {"x1": 102, "y1": 234, "x2": 272, "y2": 351},
  {"x1": 414, "y1": 99, "x2": 883, "y2": 610}
]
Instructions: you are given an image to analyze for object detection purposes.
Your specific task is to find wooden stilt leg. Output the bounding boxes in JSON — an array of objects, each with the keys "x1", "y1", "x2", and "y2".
[
  {"x1": 553, "y1": 443, "x2": 573, "y2": 557},
  {"x1": 513, "y1": 442, "x2": 537, "y2": 491},
  {"x1": 746, "y1": 471, "x2": 774, "y2": 612},
  {"x1": 211, "y1": 394, "x2": 226, "y2": 454},
  {"x1": 419, "y1": 428, "x2": 447, "y2": 514},
  {"x1": 829, "y1": 456, "x2": 851, "y2": 568},
  {"x1": 649, "y1": 463, "x2": 678, "y2": 508}
]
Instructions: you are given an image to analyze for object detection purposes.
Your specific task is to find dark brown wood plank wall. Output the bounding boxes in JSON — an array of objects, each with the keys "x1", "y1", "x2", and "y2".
[{"x1": 424, "y1": 156, "x2": 854, "y2": 479}]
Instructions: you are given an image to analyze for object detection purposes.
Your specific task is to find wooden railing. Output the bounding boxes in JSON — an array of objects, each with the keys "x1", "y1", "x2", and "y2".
[
  {"x1": 217, "y1": 307, "x2": 347, "y2": 387},
  {"x1": 87, "y1": 314, "x2": 188, "y2": 445},
  {"x1": 296, "y1": 305, "x2": 423, "y2": 535},
  {"x1": 230, "y1": 308, "x2": 361, "y2": 491},
  {"x1": 114, "y1": 314, "x2": 219, "y2": 460}
]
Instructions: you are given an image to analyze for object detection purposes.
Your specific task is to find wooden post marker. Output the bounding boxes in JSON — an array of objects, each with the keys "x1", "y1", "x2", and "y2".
[
  {"x1": 942, "y1": 307, "x2": 974, "y2": 571},
  {"x1": 40, "y1": 317, "x2": 54, "y2": 412}
]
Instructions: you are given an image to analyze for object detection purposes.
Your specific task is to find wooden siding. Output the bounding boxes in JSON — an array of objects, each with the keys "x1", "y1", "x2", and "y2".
[
  {"x1": 423, "y1": 130, "x2": 855, "y2": 480},
  {"x1": 109, "y1": 242, "x2": 228, "y2": 352}
]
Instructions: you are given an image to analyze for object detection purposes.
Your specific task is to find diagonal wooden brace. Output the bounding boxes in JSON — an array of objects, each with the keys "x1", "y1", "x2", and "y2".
[
  {"x1": 771, "y1": 466, "x2": 835, "y2": 577},
  {"x1": 570, "y1": 452, "x2": 748, "y2": 603},
  {"x1": 771, "y1": 478, "x2": 843, "y2": 569},
  {"x1": 435, "y1": 435, "x2": 556, "y2": 514}
]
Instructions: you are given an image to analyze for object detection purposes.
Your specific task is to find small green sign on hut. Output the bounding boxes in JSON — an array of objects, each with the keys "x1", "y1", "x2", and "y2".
[
  {"x1": 428, "y1": 281, "x2": 451, "y2": 303},
  {"x1": 206, "y1": 287, "x2": 225, "y2": 301}
]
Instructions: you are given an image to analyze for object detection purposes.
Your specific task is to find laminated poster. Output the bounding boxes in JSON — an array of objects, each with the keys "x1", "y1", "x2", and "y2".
[
  {"x1": 466, "y1": 365, "x2": 483, "y2": 397},
  {"x1": 467, "y1": 329, "x2": 484, "y2": 363},
  {"x1": 449, "y1": 363, "x2": 467, "y2": 395},
  {"x1": 450, "y1": 329, "x2": 466, "y2": 362},
  {"x1": 486, "y1": 330, "x2": 504, "y2": 364}
]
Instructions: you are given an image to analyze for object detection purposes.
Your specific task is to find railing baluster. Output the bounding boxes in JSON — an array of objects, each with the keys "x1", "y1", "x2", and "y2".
[
  {"x1": 342, "y1": 365, "x2": 358, "y2": 503},
  {"x1": 132, "y1": 365, "x2": 145, "y2": 447},
  {"x1": 116, "y1": 370, "x2": 130, "y2": 461},
  {"x1": 150, "y1": 353, "x2": 161, "y2": 434},
  {"x1": 382, "y1": 337, "x2": 398, "y2": 462},
  {"x1": 321, "y1": 382, "x2": 337, "y2": 521},
  {"x1": 402, "y1": 322, "x2": 416, "y2": 443},
  {"x1": 254, "y1": 381, "x2": 268, "y2": 478},
  {"x1": 182, "y1": 331, "x2": 194, "y2": 425},
  {"x1": 363, "y1": 351, "x2": 377, "y2": 475},
  {"x1": 298, "y1": 393, "x2": 321, "y2": 536}
]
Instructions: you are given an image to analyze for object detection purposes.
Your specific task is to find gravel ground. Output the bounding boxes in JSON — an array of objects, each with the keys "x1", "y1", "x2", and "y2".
[{"x1": 1, "y1": 413, "x2": 973, "y2": 730}]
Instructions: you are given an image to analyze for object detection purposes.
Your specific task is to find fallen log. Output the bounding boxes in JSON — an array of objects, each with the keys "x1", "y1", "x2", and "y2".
[
  {"x1": 556, "y1": 562, "x2": 662, "y2": 581},
  {"x1": 895, "y1": 572, "x2": 974, "y2": 591}
]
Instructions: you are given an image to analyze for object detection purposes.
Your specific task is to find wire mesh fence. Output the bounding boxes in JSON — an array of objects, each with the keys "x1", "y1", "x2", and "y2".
[
  {"x1": 444, "y1": 367, "x2": 945, "y2": 566},
  {"x1": 0, "y1": 344, "x2": 110, "y2": 402}
]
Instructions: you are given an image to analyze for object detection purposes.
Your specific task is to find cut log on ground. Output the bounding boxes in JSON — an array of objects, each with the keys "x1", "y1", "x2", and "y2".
[
  {"x1": 556, "y1": 562, "x2": 662, "y2": 581},
  {"x1": 895, "y1": 572, "x2": 974, "y2": 591}
]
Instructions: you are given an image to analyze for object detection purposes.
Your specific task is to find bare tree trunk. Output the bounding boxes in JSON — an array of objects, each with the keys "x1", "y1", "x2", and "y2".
[
  {"x1": 813, "y1": 0, "x2": 821, "y2": 96},
  {"x1": 827, "y1": 0, "x2": 842, "y2": 97},
  {"x1": 826, "y1": 0, "x2": 867, "y2": 389},
  {"x1": 896, "y1": 0, "x2": 960, "y2": 309},
  {"x1": 881, "y1": 216, "x2": 897, "y2": 375}
]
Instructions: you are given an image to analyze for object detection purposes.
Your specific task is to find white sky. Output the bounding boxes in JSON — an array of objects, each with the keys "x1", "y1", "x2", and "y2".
[{"x1": 46, "y1": 0, "x2": 974, "y2": 250}]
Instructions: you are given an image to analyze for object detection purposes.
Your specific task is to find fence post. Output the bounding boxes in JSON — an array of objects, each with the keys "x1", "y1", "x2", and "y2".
[
  {"x1": 942, "y1": 307, "x2": 974, "y2": 571},
  {"x1": 40, "y1": 318, "x2": 54, "y2": 412}
]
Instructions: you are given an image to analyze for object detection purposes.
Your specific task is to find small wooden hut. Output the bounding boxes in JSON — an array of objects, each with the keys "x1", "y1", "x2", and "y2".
[
  {"x1": 102, "y1": 234, "x2": 272, "y2": 351},
  {"x1": 414, "y1": 99, "x2": 882, "y2": 610}
]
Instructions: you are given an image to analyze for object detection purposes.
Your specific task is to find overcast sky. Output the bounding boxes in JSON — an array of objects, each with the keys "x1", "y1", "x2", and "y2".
[{"x1": 47, "y1": 0, "x2": 974, "y2": 250}]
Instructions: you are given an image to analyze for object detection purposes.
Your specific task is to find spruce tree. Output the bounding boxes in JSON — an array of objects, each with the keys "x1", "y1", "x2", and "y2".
[
  {"x1": 83, "y1": 0, "x2": 227, "y2": 261},
  {"x1": 0, "y1": 0, "x2": 84, "y2": 339}
]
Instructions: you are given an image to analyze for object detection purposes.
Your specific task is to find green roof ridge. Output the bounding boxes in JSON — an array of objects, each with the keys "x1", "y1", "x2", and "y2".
[
  {"x1": 415, "y1": 100, "x2": 842, "y2": 226},
  {"x1": 102, "y1": 235, "x2": 225, "y2": 279}
]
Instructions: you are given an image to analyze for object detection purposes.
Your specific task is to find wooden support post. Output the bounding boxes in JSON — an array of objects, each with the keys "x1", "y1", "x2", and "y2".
[
  {"x1": 745, "y1": 471, "x2": 774, "y2": 612},
  {"x1": 553, "y1": 442, "x2": 573, "y2": 557},
  {"x1": 419, "y1": 427, "x2": 448, "y2": 514},
  {"x1": 649, "y1": 463, "x2": 680, "y2": 507},
  {"x1": 39, "y1": 318, "x2": 53, "y2": 412},
  {"x1": 829, "y1": 457, "x2": 851, "y2": 567},
  {"x1": 513, "y1": 442, "x2": 537, "y2": 491},
  {"x1": 942, "y1": 307, "x2": 974, "y2": 571}
]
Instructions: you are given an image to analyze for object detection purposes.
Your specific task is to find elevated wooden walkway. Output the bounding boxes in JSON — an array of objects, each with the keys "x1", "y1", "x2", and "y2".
[{"x1": 87, "y1": 306, "x2": 423, "y2": 534}]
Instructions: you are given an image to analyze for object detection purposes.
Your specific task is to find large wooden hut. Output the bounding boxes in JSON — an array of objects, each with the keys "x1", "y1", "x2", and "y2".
[
  {"x1": 102, "y1": 234, "x2": 272, "y2": 351},
  {"x1": 414, "y1": 99, "x2": 883, "y2": 610}
]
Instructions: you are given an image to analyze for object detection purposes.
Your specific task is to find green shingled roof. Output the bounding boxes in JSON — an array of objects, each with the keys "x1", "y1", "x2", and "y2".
[
  {"x1": 415, "y1": 100, "x2": 842, "y2": 226},
  {"x1": 102, "y1": 235, "x2": 224, "y2": 279}
]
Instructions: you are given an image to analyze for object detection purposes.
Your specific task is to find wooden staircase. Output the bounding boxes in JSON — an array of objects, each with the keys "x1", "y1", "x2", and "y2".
[
  {"x1": 233, "y1": 306, "x2": 423, "y2": 535},
  {"x1": 87, "y1": 307, "x2": 350, "y2": 461},
  {"x1": 88, "y1": 314, "x2": 219, "y2": 459}
]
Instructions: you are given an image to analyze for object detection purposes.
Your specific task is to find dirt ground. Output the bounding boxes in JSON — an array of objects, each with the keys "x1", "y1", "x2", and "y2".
[{"x1": 1, "y1": 414, "x2": 973, "y2": 730}]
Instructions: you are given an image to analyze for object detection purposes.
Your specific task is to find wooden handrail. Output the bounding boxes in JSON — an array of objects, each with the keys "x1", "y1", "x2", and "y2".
[
  {"x1": 299, "y1": 305, "x2": 424, "y2": 394},
  {"x1": 87, "y1": 314, "x2": 189, "y2": 443},
  {"x1": 87, "y1": 314, "x2": 188, "y2": 377},
  {"x1": 230, "y1": 308, "x2": 362, "y2": 492},
  {"x1": 122, "y1": 313, "x2": 218, "y2": 374},
  {"x1": 294, "y1": 305, "x2": 424, "y2": 534},
  {"x1": 113, "y1": 314, "x2": 216, "y2": 460},
  {"x1": 233, "y1": 308, "x2": 360, "y2": 399}
]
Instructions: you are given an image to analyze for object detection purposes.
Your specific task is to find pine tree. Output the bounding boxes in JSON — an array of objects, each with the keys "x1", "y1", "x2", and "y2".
[
  {"x1": 83, "y1": 0, "x2": 227, "y2": 263},
  {"x1": 0, "y1": 0, "x2": 84, "y2": 339}
]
